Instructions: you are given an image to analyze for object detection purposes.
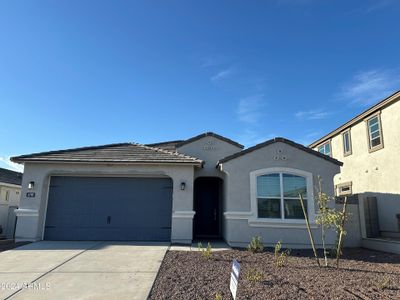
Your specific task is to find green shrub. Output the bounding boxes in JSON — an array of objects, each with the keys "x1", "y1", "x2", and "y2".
[
  {"x1": 215, "y1": 292, "x2": 222, "y2": 300},
  {"x1": 379, "y1": 276, "x2": 391, "y2": 290},
  {"x1": 274, "y1": 240, "x2": 291, "y2": 267},
  {"x1": 247, "y1": 235, "x2": 264, "y2": 253},
  {"x1": 245, "y1": 268, "x2": 263, "y2": 283},
  {"x1": 198, "y1": 242, "x2": 213, "y2": 259}
]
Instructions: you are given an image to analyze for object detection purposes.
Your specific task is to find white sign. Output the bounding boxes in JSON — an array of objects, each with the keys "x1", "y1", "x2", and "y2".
[{"x1": 230, "y1": 259, "x2": 240, "y2": 300}]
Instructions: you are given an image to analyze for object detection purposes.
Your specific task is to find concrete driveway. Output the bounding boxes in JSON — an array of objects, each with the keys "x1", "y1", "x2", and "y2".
[{"x1": 0, "y1": 241, "x2": 169, "y2": 300}]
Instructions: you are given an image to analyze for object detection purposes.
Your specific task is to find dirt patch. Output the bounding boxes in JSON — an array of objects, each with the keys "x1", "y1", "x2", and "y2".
[{"x1": 149, "y1": 248, "x2": 400, "y2": 299}]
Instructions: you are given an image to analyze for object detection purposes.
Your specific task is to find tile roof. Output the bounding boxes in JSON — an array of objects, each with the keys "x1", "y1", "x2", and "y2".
[
  {"x1": 146, "y1": 140, "x2": 184, "y2": 151},
  {"x1": 11, "y1": 143, "x2": 203, "y2": 165},
  {"x1": 0, "y1": 167, "x2": 23, "y2": 185},
  {"x1": 218, "y1": 137, "x2": 343, "y2": 166},
  {"x1": 176, "y1": 132, "x2": 244, "y2": 149}
]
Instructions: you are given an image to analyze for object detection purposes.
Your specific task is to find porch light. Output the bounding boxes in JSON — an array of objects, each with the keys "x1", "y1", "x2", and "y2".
[
  {"x1": 28, "y1": 181, "x2": 35, "y2": 189},
  {"x1": 180, "y1": 182, "x2": 186, "y2": 190}
]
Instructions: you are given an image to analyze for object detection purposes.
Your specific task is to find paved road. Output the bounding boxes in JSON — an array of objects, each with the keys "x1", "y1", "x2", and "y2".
[{"x1": 0, "y1": 241, "x2": 169, "y2": 300}]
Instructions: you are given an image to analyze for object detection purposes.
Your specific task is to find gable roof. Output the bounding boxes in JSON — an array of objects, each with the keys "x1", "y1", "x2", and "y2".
[
  {"x1": 176, "y1": 132, "x2": 244, "y2": 149},
  {"x1": 146, "y1": 140, "x2": 184, "y2": 151},
  {"x1": 11, "y1": 143, "x2": 202, "y2": 165},
  {"x1": 0, "y1": 167, "x2": 23, "y2": 186},
  {"x1": 218, "y1": 137, "x2": 343, "y2": 166},
  {"x1": 309, "y1": 90, "x2": 400, "y2": 148}
]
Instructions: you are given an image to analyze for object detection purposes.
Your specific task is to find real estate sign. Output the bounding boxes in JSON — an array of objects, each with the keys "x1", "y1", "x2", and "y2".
[{"x1": 230, "y1": 259, "x2": 240, "y2": 299}]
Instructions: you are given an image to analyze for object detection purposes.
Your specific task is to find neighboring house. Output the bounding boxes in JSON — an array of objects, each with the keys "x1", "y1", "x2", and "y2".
[
  {"x1": 310, "y1": 91, "x2": 400, "y2": 244},
  {"x1": 0, "y1": 167, "x2": 23, "y2": 239},
  {"x1": 11, "y1": 132, "x2": 342, "y2": 248}
]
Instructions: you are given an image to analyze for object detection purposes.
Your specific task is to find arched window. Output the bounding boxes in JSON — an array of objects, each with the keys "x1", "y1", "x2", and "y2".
[{"x1": 250, "y1": 168, "x2": 315, "y2": 224}]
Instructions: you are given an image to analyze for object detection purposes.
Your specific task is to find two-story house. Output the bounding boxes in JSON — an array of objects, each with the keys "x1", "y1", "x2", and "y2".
[{"x1": 310, "y1": 91, "x2": 400, "y2": 248}]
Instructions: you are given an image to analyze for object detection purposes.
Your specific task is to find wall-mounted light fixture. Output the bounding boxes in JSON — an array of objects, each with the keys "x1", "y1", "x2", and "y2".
[
  {"x1": 28, "y1": 181, "x2": 35, "y2": 190},
  {"x1": 180, "y1": 182, "x2": 186, "y2": 191}
]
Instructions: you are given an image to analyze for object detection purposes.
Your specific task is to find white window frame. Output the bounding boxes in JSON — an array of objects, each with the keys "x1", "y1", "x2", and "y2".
[
  {"x1": 249, "y1": 167, "x2": 316, "y2": 226},
  {"x1": 318, "y1": 141, "x2": 331, "y2": 157}
]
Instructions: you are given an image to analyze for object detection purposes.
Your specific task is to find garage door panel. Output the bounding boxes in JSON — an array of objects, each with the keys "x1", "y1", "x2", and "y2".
[{"x1": 44, "y1": 176, "x2": 172, "y2": 241}]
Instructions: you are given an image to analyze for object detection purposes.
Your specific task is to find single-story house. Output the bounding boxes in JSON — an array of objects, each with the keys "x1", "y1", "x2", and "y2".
[
  {"x1": 11, "y1": 132, "x2": 342, "y2": 248},
  {"x1": 0, "y1": 167, "x2": 23, "y2": 239}
]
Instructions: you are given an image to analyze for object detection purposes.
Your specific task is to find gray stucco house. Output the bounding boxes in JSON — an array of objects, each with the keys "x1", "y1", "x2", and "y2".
[{"x1": 11, "y1": 132, "x2": 342, "y2": 248}]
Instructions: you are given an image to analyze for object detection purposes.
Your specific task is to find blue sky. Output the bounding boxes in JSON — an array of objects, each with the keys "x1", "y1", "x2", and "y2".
[{"x1": 1, "y1": 0, "x2": 400, "y2": 172}]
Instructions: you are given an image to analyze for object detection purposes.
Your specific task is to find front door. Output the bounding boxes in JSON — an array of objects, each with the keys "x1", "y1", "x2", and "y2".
[{"x1": 194, "y1": 177, "x2": 221, "y2": 238}]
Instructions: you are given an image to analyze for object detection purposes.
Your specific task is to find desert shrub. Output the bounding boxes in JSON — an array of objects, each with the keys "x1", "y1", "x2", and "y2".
[
  {"x1": 198, "y1": 242, "x2": 212, "y2": 259},
  {"x1": 247, "y1": 235, "x2": 264, "y2": 253},
  {"x1": 215, "y1": 292, "x2": 222, "y2": 300},
  {"x1": 274, "y1": 240, "x2": 291, "y2": 267},
  {"x1": 378, "y1": 276, "x2": 392, "y2": 290},
  {"x1": 245, "y1": 268, "x2": 263, "y2": 283}
]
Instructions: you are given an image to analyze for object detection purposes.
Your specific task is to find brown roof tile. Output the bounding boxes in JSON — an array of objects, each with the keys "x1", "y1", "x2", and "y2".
[{"x1": 11, "y1": 143, "x2": 202, "y2": 165}]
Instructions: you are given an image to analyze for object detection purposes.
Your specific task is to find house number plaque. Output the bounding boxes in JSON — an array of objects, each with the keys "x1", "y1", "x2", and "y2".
[{"x1": 203, "y1": 140, "x2": 217, "y2": 151}]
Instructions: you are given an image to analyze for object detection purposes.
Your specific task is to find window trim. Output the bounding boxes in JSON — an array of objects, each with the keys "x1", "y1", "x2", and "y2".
[
  {"x1": 365, "y1": 112, "x2": 384, "y2": 153},
  {"x1": 342, "y1": 129, "x2": 352, "y2": 157},
  {"x1": 5, "y1": 190, "x2": 10, "y2": 202},
  {"x1": 318, "y1": 141, "x2": 332, "y2": 157},
  {"x1": 249, "y1": 167, "x2": 315, "y2": 225},
  {"x1": 336, "y1": 182, "x2": 352, "y2": 196}
]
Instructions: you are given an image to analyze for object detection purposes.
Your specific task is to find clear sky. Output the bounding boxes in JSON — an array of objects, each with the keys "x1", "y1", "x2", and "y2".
[{"x1": 1, "y1": 0, "x2": 400, "y2": 172}]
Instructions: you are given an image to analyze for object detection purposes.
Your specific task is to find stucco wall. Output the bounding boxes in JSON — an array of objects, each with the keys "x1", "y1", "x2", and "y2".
[
  {"x1": 220, "y1": 141, "x2": 341, "y2": 248},
  {"x1": 15, "y1": 162, "x2": 196, "y2": 243},
  {"x1": 319, "y1": 100, "x2": 400, "y2": 233},
  {"x1": 177, "y1": 135, "x2": 242, "y2": 179}
]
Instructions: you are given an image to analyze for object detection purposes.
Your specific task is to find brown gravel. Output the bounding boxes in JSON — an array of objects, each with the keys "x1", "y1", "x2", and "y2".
[{"x1": 149, "y1": 248, "x2": 400, "y2": 300}]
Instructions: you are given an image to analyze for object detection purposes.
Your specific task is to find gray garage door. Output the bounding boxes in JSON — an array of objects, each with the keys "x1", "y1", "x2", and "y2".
[{"x1": 44, "y1": 176, "x2": 173, "y2": 241}]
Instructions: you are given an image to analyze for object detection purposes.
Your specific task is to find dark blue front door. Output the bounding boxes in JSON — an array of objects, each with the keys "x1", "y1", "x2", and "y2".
[{"x1": 194, "y1": 177, "x2": 221, "y2": 238}]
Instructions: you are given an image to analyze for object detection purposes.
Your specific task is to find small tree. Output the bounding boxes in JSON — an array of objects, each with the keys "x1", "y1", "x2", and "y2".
[
  {"x1": 335, "y1": 196, "x2": 348, "y2": 268},
  {"x1": 315, "y1": 176, "x2": 341, "y2": 267}
]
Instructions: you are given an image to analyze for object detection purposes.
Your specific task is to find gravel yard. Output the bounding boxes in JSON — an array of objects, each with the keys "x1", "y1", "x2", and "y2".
[{"x1": 149, "y1": 248, "x2": 400, "y2": 300}]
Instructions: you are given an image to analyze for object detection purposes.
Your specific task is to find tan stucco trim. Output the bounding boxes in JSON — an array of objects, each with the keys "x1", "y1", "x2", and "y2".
[{"x1": 0, "y1": 182, "x2": 22, "y2": 189}]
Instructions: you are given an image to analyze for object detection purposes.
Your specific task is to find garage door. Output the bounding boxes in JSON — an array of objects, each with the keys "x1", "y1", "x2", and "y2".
[{"x1": 44, "y1": 176, "x2": 173, "y2": 241}]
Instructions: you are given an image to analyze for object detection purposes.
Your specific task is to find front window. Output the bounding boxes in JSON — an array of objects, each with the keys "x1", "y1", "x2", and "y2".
[
  {"x1": 257, "y1": 173, "x2": 307, "y2": 220},
  {"x1": 318, "y1": 142, "x2": 331, "y2": 157},
  {"x1": 342, "y1": 130, "x2": 352, "y2": 156},
  {"x1": 367, "y1": 115, "x2": 383, "y2": 150}
]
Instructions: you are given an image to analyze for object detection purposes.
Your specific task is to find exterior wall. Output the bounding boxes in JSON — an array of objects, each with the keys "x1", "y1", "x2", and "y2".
[
  {"x1": 336, "y1": 203, "x2": 362, "y2": 247},
  {"x1": 220, "y1": 142, "x2": 340, "y2": 248},
  {"x1": 15, "y1": 162, "x2": 196, "y2": 243},
  {"x1": 315, "y1": 100, "x2": 400, "y2": 234},
  {"x1": 177, "y1": 136, "x2": 242, "y2": 179},
  {"x1": 0, "y1": 183, "x2": 21, "y2": 237}
]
